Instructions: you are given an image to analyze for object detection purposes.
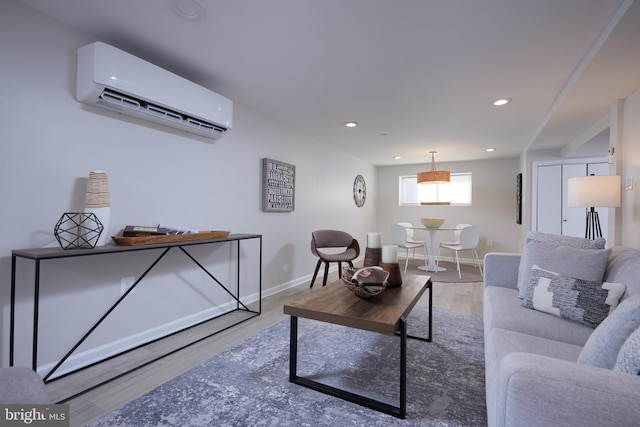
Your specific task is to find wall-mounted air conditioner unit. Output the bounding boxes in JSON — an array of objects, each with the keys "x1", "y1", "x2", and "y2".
[{"x1": 76, "y1": 42, "x2": 232, "y2": 140}]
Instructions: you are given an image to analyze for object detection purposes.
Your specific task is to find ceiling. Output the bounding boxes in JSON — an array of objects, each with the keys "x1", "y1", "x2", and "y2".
[{"x1": 18, "y1": 0, "x2": 640, "y2": 165}]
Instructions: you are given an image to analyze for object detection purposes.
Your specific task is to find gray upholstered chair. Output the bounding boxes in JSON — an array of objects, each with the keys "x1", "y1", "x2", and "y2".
[
  {"x1": 310, "y1": 230, "x2": 360, "y2": 288},
  {"x1": 0, "y1": 367, "x2": 50, "y2": 404}
]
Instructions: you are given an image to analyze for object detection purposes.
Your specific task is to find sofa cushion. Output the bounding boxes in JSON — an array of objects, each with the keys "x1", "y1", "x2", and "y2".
[
  {"x1": 496, "y1": 352, "x2": 640, "y2": 427},
  {"x1": 517, "y1": 232, "x2": 606, "y2": 299},
  {"x1": 522, "y1": 265, "x2": 625, "y2": 328},
  {"x1": 578, "y1": 294, "x2": 640, "y2": 369},
  {"x1": 605, "y1": 246, "x2": 640, "y2": 300},
  {"x1": 486, "y1": 327, "x2": 583, "y2": 364},
  {"x1": 484, "y1": 327, "x2": 583, "y2": 427},
  {"x1": 484, "y1": 286, "x2": 593, "y2": 346},
  {"x1": 614, "y1": 326, "x2": 640, "y2": 375}
]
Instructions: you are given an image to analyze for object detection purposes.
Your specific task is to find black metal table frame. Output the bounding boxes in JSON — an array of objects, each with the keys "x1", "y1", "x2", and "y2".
[
  {"x1": 10, "y1": 233, "x2": 262, "y2": 400},
  {"x1": 289, "y1": 280, "x2": 432, "y2": 419}
]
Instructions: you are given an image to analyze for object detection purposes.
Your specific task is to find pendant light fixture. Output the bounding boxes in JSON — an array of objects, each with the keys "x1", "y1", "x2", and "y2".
[{"x1": 417, "y1": 151, "x2": 450, "y2": 184}]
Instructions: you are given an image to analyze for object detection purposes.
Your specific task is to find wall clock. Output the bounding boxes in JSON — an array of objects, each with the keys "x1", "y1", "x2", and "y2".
[{"x1": 353, "y1": 174, "x2": 366, "y2": 207}]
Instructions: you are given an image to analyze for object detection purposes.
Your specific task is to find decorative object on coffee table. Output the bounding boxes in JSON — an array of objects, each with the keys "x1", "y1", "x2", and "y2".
[
  {"x1": 364, "y1": 247, "x2": 382, "y2": 267},
  {"x1": 381, "y1": 244, "x2": 402, "y2": 286},
  {"x1": 54, "y1": 212, "x2": 104, "y2": 249},
  {"x1": 85, "y1": 170, "x2": 110, "y2": 246},
  {"x1": 342, "y1": 266, "x2": 388, "y2": 298},
  {"x1": 363, "y1": 232, "x2": 382, "y2": 266},
  {"x1": 381, "y1": 262, "x2": 403, "y2": 287}
]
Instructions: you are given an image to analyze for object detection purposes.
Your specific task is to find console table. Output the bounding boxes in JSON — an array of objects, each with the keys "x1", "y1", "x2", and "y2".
[{"x1": 10, "y1": 233, "x2": 261, "y2": 398}]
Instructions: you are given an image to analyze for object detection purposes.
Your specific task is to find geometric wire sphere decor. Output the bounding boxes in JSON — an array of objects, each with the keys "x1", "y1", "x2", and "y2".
[{"x1": 54, "y1": 212, "x2": 104, "y2": 249}]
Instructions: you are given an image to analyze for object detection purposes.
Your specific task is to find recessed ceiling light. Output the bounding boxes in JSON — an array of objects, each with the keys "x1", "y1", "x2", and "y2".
[
  {"x1": 492, "y1": 98, "x2": 510, "y2": 106},
  {"x1": 393, "y1": 156, "x2": 402, "y2": 160},
  {"x1": 170, "y1": 0, "x2": 206, "y2": 21},
  {"x1": 486, "y1": 148, "x2": 496, "y2": 152},
  {"x1": 344, "y1": 122, "x2": 358, "y2": 128}
]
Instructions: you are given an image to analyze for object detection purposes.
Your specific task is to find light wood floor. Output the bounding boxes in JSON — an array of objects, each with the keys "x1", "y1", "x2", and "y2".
[{"x1": 47, "y1": 274, "x2": 483, "y2": 427}]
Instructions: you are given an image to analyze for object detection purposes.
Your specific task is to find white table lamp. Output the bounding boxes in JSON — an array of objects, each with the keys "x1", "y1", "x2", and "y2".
[{"x1": 567, "y1": 175, "x2": 621, "y2": 239}]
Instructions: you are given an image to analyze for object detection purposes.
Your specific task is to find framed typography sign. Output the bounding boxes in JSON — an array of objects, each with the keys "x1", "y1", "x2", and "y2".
[{"x1": 262, "y1": 158, "x2": 295, "y2": 212}]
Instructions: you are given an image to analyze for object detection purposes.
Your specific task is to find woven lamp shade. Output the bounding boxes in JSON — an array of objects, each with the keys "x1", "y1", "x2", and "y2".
[
  {"x1": 85, "y1": 171, "x2": 110, "y2": 208},
  {"x1": 417, "y1": 151, "x2": 451, "y2": 184},
  {"x1": 417, "y1": 170, "x2": 450, "y2": 184}
]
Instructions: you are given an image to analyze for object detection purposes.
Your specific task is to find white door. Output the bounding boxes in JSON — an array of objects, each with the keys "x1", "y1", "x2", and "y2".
[
  {"x1": 536, "y1": 165, "x2": 562, "y2": 234},
  {"x1": 562, "y1": 164, "x2": 588, "y2": 237},
  {"x1": 535, "y1": 162, "x2": 608, "y2": 237}
]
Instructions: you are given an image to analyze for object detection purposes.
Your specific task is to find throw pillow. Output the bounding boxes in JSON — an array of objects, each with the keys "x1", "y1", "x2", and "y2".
[
  {"x1": 614, "y1": 326, "x2": 640, "y2": 374},
  {"x1": 517, "y1": 232, "x2": 606, "y2": 299},
  {"x1": 517, "y1": 239, "x2": 610, "y2": 299},
  {"x1": 522, "y1": 265, "x2": 625, "y2": 328},
  {"x1": 578, "y1": 294, "x2": 640, "y2": 369}
]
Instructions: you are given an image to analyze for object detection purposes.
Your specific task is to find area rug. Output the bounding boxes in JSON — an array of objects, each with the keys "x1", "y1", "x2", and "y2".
[
  {"x1": 88, "y1": 306, "x2": 486, "y2": 426},
  {"x1": 402, "y1": 258, "x2": 484, "y2": 283}
]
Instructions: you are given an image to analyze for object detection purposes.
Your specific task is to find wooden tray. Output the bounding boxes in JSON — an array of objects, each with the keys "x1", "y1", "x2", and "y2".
[{"x1": 112, "y1": 231, "x2": 231, "y2": 246}]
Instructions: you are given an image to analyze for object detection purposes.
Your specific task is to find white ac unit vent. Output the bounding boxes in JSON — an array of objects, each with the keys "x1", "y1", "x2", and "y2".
[{"x1": 77, "y1": 42, "x2": 232, "y2": 140}]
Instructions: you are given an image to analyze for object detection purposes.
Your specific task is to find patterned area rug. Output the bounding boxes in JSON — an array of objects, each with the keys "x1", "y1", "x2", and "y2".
[
  {"x1": 88, "y1": 306, "x2": 486, "y2": 426},
  {"x1": 403, "y1": 258, "x2": 484, "y2": 283}
]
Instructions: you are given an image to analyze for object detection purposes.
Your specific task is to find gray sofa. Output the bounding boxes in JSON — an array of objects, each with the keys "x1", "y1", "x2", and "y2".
[{"x1": 483, "y1": 233, "x2": 640, "y2": 427}]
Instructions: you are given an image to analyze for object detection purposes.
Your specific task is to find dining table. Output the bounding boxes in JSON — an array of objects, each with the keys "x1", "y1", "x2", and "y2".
[{"x1": 409, "y1": 226, "x2": 459, "y2": 272}]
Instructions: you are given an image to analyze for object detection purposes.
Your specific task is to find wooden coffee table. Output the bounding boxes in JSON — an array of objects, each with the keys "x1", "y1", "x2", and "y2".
[{"x1": 283, "y1": 274, "x2": 432, "y2": 419}]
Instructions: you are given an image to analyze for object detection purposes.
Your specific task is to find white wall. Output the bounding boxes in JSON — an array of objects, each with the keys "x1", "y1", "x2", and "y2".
[
  {"x1": 621, "y1": 87, "x2": 640, "y2": 246},
  {"x1": 0, "y1": 3, "x2": 376, "y2": 370},
  {"x1": 376, "y1": 157, "x2": 522, "y2": 256}
]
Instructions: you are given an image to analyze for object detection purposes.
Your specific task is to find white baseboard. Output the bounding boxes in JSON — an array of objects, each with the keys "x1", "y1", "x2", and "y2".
[
  {"x1": 397, "y1": 250, "x2": 482, "y2": 266},
  {"x1": 38, "y1": 296, "x2": 260, "y2": 379},
  {"x1": 39, "y1": 270, "x2": 327, "y2": 379}
]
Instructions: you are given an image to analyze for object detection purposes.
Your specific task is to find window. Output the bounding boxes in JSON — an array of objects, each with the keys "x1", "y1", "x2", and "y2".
[{"x1": 399, "y1": 173, "x2": 472, "y2": 206}]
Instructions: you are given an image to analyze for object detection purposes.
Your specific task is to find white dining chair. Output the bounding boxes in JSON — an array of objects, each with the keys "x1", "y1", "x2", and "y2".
[
  {"x1": 389, "y1": 223, "x2": 428, "y2": 273},
  {"x1": 436, "y1": 224, "x2": 483, "y2": 279},
  {"x1": 397, "y1": 222, "x2": 428, "y2": 248},
  {"x1": 438, "y1": 223, "x2": 471, "y2": 246}
]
